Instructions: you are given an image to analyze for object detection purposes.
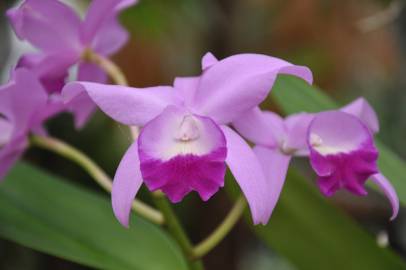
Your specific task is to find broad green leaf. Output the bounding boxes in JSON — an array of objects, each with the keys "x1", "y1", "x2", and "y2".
[
  {"x1": 272, "y1": 75, "x2": 406, "y2": 205},
  {"x1": 0, "y1": 163, "x2": 188, "y2": 270},
  {"x1": 273, "y1": 75, "x2": 334, "y2": 113},
  {"x1": 253, "y1": 169, "x2": 406, "y2": 270}
]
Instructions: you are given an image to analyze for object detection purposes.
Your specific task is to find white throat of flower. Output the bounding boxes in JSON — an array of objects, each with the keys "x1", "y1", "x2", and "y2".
[
  {"x1": 279, "y1": 139, "x2": 298, "y2": 155},
  {"x1": 163, "y1": 115, "x2": 208, "y2": 159},
  {"x1": 175, "y1": 116, "x2": 200, "y2": 142},
  {"x1": 310, "y1": 133, "x2": 353, "y2": 155}
]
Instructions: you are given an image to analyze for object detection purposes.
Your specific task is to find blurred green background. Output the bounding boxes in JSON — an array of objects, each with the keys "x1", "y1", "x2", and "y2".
[{"x1": 1, "y1": 0, "x2": 406, "y2": 269}]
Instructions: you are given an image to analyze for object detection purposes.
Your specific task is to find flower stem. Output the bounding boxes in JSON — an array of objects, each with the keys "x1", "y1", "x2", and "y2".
[
  {"x1": 29, "y1": 135, "x2": 164, "y2": 225},
  {"x1": 192, "y1": 196, "x2": 246, "y2": 259},
  {"x1": 83, "y1": 49, "x2": 128, "y2": 86},
  {"x1": 152, "y1": 191, "x2": 204, "y2": 270}
]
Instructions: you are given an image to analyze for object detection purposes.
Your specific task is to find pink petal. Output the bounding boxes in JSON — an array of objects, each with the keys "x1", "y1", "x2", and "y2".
[
  {"x1": 278, "y1": 64, "x2": 313, "y2": 84},
  {"x1": 112, "y1": 142, "x2": 143, "y2": 227},
  {"x1": 340, "y1": 97, "x2": 379, "y2": 134},
  {"x1": 138, "y1": 106, "x2": 227, "y2": 202},
  {"x1": 116, "y1": 0, "x2": 139, "y2": 10},
  {"x1": 221, "y1": 125, "x2": 269, "y2": 225},
  {"x1": 91, "y1": 17, "x2": 129, "y2": 56},
  {"x1": 66, "y1": 94, "x2": 97, "y2": 129},
  {"x1": 370, "y1": 173, "x2": 399, "y2": 220},
  {"x1": 283, "y1": 113, "x2": 315, "y2": 156},
  {"x1": 254, "y1": 146, "x2": 291, "y2": 221},
  {"x1": 31, "y1": 125, "x2": 48, "y2": 137},
  {"x1": 78, "y1": 63, "x2": 108, "y2": 83},
  {"x1": 173, "y1": 76, "x2": 200, "y2": 107},
  {"x1": 0, "y1": 80, "x2": 14, "y2": 118},
  {"x1": 67, "y1": 63, "x2": 108, "y2": 128},
  {"x1": 30, "y1": 96, "x2": 65, "y2": 129},
  {"x1": 7, "y1": 0, "x2": 82, "y2": 53},
  {"x1": 0, "y1": 118, "x2": 13, "y2": 147},
  {"x1": 233, "y1": 108, "x2": 282, "y2": 148},
  {"x1": 235, "y1": 110, "x2": 314, "y2": 156},
  {"x1": 62, "y1": 82, "x2": 180, "y2": 126},
  {"x1": 81, "y1": 0, "x2": 118, "y2": 43},
  {"x1": 0, "y1": 69, "x2": 62, "y2": 180},
  {"x1": 0, "y1": 68, "x2": 48, "y2": 133},
  {"x1": 81, "y1": 0, "x2": 137, "y2": 47},
  {"x1": 201, "y1": 52, "x2": 219, "y2": 70},
  {"x1": 193, "y1": 54, "x2": 313, "y2": 124},
  {"x1": 17, "y1": 52, "x2": 77, "y2": 94}
]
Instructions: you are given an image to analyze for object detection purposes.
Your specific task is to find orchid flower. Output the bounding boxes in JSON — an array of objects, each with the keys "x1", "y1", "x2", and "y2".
[
  {"x1": 62, "y1": 52, "x2": 313, "y2": 226},
  {"x1": 234, "y1": 98, "x2": 399, "y2": 220},
  {"x1": 7, "y1": 0, "x2": 137, "y2": 127},
  {"x1": 0, "y1": 68, "x2": 63, "y2": 179}
]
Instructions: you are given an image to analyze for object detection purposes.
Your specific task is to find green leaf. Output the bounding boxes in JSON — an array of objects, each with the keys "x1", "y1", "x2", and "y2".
[
  {"x1": 272, "y1": 75, "x2": 406, "y2": 205},
  {"x1": 273, "y1": 75, "x2": 335, "y2": 113},
  {"x1": 253, "y1": 169, "x2": 406, "y2": 270},
  {"x1": 0, "y1": 163, "x2": 188, "y2": 270}
]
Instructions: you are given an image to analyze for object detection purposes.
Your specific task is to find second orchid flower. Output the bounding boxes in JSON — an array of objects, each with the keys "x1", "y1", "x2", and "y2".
[{"x1": 235, "y1": 98, "x2": 399, "y2": 221}]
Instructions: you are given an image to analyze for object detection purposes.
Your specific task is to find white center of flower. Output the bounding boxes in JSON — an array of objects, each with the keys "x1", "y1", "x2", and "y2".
[
  {"x1": 280, "y1": 139, "x2": 297, "y2": 155},
  {"x1": 310, "y1": 133, "x2": 354, "y2": 155},
  {"x1": 166, "y1": 115, "x2": 207, "y2": 157},
  {"x1": 140, "y1": 107, "x2": 224, "y2": 162},
  {"x1": 310, "y1": 133, "x2": 323, "y2": 147},
  {"x1": 175, "y1": 116, "x2": 200, "y2": 142}
]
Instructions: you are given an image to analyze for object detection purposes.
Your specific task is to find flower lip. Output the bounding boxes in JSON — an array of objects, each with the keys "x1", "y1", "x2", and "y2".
[
  {"x1": 138, "y1": 105, "x2": 227, "y2": 202},
  {"x1": 307, "y1": 111, "x2": 379, "y2": 196},
  {"x1": 310, "y1": 145, "x2": 379, "y2": 196}
]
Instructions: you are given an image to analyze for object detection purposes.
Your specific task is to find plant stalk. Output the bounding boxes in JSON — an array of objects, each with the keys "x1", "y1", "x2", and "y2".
[
  {"x1": 30, "y1": 135, "x2": 164, "y2": 225},
  {"x1": 83, "y1": 49, "x2": 128, "y2": 86},
  {"x1": 152, "y1": 192, "x2": 205, "y2": 270},
  {"x1": 192, "y1": 196, "x2": 246, "y2": 259}
]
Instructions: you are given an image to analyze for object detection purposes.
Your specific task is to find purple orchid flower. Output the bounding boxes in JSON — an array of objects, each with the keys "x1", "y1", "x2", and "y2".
[
  {"x1": 0, "y1": 68, "x2": 64, "y2": 179},
  {"x1": 7, "y1": 0, "x2": 137, "y2": 127},
  {"x1": 62, "y1": 52, "x2": 313, "y2": 226},
  {"x1": 234, "y1": 98, "x2": 399, "y2": 220}
]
